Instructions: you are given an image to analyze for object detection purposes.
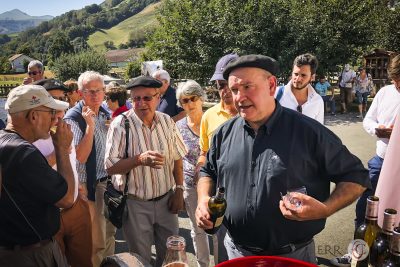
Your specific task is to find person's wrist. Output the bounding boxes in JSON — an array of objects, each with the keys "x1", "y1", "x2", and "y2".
[{"x1": 175, "y1": 184, "x2": 185, "y2": 192}]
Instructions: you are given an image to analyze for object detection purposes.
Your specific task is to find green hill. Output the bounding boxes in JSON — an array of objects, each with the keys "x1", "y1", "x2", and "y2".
[{"x1": 88, "y1": 1, "x2": 160, "y2": 51}]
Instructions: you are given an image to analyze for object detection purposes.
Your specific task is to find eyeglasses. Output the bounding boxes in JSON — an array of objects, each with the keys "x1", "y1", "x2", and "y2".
[
  {"x1": 297, "y1": 105, "x2": 303, "y2": 113},
  {"x1": 180, "y1": 96, "x2": 199, "y2": 104},
  {"x1": 132, "y1": 93, "x2": 159, "y2": 102},
  {"x1": 216, "y1": 81, "x2": 228, "y2": 90},
  {"x1": 28, "y1": 71, "x2": 41, "y2": 76},
  {"x1": 83, "y1": 89, "x2": 104, "y2": 95},
  {"x1": 53, "y1": 95, "x2": 67, "y2": 101}
]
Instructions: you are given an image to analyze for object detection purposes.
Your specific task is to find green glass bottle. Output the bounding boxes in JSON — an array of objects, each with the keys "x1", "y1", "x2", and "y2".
[
  {"x1": 205, "y1": 187, "x2": 227, "y2": 235},
  {"x1": 382, "y1": 227, "x2": 400, "y2": 267},
  {"x1": 354, "y1": 196, "x2": 381, "y2": 267},
  {"x1": 370, "y1": 208, "x2": 397, "y2": 267}
]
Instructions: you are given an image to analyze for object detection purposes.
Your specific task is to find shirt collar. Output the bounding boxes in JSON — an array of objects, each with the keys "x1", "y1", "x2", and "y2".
[
  {"x1": 286, "y1": 81, "x2": 318, "y2": 103},
  {"x1": 130, "y1": 109, "x2": 160, "y2": 128},
  {"x1": 242, "y1": 101, "x2": 282, "y2": 136}
]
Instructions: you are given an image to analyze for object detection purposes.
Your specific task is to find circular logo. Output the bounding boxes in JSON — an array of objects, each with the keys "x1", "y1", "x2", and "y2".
[{"x1": 347, "y1": 239, "x2": 369, "y2": 262}]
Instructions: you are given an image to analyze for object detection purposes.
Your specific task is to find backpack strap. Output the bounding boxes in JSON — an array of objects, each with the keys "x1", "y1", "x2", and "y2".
[
  {"x1": 120, "y1": 114, "x2": 130, "y2": 195},
  {"x1": 276, "y1": 86, "x2": 285, "y2": 102}
]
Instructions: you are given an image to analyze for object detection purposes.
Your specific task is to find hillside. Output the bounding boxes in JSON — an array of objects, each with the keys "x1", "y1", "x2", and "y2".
[
  {"x1": 88, "y1": 1, "x2": 160, "y2": 51},
  {"x1": 0, "y1": 9, "x2": 53, "y2": 34}
]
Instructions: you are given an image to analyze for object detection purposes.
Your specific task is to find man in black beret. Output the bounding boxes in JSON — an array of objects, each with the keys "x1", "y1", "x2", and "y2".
[
  {"x1": 196, "y1": 54, "x2": 370, "y2": 264},
  {"x1": 105, "y1": 75, "x2": 188, "y2": 267}
]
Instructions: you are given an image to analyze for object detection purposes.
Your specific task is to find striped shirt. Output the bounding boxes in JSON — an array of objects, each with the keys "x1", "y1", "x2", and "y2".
[
  {"x1": 105, "y1": 110, "x2": 187, "y2": 200},
  {"x1": 65, "y1": 112, "x2": 109, "y2": 183}
]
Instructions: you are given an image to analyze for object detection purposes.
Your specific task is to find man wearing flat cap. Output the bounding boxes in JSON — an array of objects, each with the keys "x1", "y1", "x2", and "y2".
[
  {"x1": 0, "y1": 85, "x2": 74, "y2": 266},
  {"x1": 276, "y1": 53, "x2": 324, "y2": 124},
  {"x1": 105, "y1": 76, "x2": 187, "y2": 266},
  {"x1": 195, "y1": 54, "x2": 370, "y2": 263}
]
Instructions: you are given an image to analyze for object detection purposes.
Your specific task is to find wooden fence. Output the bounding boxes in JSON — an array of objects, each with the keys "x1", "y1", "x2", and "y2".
[{"x1": 0, "y1": 85, "x2": 18, "y2": 97}]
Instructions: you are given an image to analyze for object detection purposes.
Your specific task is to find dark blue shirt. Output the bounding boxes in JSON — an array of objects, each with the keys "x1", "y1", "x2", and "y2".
[
  {"x1": 200, "y1": 102, "x2": 370, "y2": 251},
  {"x1": 157, "y1": 86, "x2": 184, "y2": 118}
]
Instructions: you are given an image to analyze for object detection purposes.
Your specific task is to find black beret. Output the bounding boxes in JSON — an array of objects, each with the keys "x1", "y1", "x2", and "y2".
[
  {"x1": 33, "y1": 78, "x2": 69, "y2": 92},
  {"x1": 125, "y1": 76, "x2": 162, "y2": 90},
  {"x1": 223, "y1": 54, "x2": 279, "y2": 80}
]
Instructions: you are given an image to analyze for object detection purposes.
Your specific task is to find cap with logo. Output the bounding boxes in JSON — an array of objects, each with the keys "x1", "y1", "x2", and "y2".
[
  {"x1": 5, "y1": 85, "x2": 69, "y2": 114},
  {"x1": 210, "y1": 53, "x2": 239, "y2": 82}
]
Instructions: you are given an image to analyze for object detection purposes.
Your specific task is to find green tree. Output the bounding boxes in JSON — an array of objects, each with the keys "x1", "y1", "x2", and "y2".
[
  {"x1": 125, "y1": 60, "x2": 142, "y2": 79},
  {"x1": 50, "y1": 50, "x2": 110, "y2": 81},
  {"x1": 47, "y1": 32, "x2": 74, "y2": 62}
]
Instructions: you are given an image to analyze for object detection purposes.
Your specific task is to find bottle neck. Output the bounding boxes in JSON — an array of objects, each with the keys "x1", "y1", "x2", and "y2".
[{"x1": 215, "y1": 191, "x2": 224, "y2": 200}]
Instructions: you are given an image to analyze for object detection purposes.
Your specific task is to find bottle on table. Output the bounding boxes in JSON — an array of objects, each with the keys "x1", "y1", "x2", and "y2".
[
  {"x1": 370, "y1": 208, "x2": 397, "y2": 267},
  {"x1": 382, "y1": 227, "x2": 400, "y2": 267},
  {"x1": 205, "y1": 187, "x2": 227, "y2": 235},
  {"x1": 161, "y1": 235, "x2": 189, "y2": 267},
  {"x1": 353, "y1": 195, "x2": 381, "y2": 267}
]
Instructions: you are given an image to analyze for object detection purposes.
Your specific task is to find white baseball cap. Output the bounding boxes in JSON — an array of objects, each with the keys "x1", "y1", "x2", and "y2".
[{"x1": 5, "y1": 85, "x2": 69, "y2": 114}]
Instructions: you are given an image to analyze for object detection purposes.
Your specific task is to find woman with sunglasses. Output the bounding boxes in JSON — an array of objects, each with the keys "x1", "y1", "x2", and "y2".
[
  {"x1": 105, "y1": 85, "x2": 129, "y2": 119},
  {"x1": 175, "y1": 80, "x2": 210, "y2": 267}
]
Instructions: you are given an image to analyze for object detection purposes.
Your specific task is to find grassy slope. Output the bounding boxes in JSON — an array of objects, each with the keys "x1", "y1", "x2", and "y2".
[{"x1": 87, "y1": 2, "x2": 160, "y2": 51}]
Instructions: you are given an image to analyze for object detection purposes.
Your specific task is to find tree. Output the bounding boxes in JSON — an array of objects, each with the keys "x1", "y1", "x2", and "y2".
[
  {"x1": 47, "y1": 32, "x2": 74, "y2": 62},
  {"x1": 144, "y1": 0, "x2": 394, "y2": 82},
  {"x1": 125, "y1": 61, "x2": 141, "y2": 79},
  {"x1": 50, "y1": 50, "x2": 110, "y2": 81}
]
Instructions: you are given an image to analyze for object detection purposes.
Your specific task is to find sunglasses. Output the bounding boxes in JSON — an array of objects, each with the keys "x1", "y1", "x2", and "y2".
[
  {"x1": 53, "y1": 96, "x2": 67, "y2": 101},
  {"x1": 26, "y1": 109, "x2": 57, "y2": 119},
  {"x1": 132, "y1": 93, "x2": 159, "y2": 102},
  {"x1": 28, "y1": 71, "x2": 41, "y2": 76},
  {"x1": 180, "y1": 96, "x2": 199, "y2": 104},
  {"x1": 297, "y1": 105, "x2": 303, "y2": 113},
  {"x1": 216, "y1": 81, "x2": 228, "y2": 90}
]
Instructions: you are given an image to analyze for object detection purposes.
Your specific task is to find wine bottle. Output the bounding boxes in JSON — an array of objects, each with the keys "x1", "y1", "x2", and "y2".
[
  {"x1": 370, "y1": 209, "x2": 397, "y2": 267},
  {"x1": 382, "y1": 227, "x2": 400, "y2": 267},
  {"x1": 161, "y1": 235, "x2": 189, "y2": 267},
  {"x1": 205, "y1": 187, "x2": 227, "y2": 235},
  {"x1": 353, "y1": 196, "x2": 381, "y2": 267}
]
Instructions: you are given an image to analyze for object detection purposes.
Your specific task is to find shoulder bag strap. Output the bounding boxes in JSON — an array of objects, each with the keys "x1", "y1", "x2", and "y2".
[
  {"x1": 120, "y1": 114, "x2": 130, "y2": 195},
  {"x1": 276, "y1": 86, "x2": 285, "y2": 102}
]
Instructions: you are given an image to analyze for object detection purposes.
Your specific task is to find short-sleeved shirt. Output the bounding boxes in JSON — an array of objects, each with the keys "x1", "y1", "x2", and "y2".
[
  {"x1": 200, "y1": 103, "x2": 370, "y2": 251},
  {"x1": 315, "y1": 81, "x2": 331, "y2": 96},
  {"x1": 104, "y1": 110, "x2": 187, "y2": 200},
  {"x1": 199, "y1": 103, "x2": 234, "y2": 152},
  {"x1": 0, "y1": 130, "x2": 67, "y2": 246},
  {"x1": 157, "y1": 86, "x2": 184, "y2": 118},
  {"x1": 176, "y1": 117, "x2": 200, "y2": 188},
  {"x1": 339, "y1": 70, "x2": 356, "y2": 88},
  {"x1": 277, "y1": 81, "x2": 324, "y2": 124},
  {"x1": 65, "y1": 111, "x2": 109, "y2": 183}
]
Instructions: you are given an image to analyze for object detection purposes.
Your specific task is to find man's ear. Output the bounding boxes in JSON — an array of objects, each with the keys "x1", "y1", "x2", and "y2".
[
  {"x1": 268, "y1": 76, "x2": 278, "y2": 96},
  {"x1": 311, "y1": 73, "x2": 316, "y2": 82}
]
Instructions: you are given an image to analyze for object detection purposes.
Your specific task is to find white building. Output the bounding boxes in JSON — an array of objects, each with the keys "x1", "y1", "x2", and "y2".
[{"x1": 8, "y1": 54, "x2": 36, "y2": 72}]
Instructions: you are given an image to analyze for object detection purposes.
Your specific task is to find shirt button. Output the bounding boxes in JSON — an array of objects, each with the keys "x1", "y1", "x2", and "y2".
[
  {"x1": 251, "y1": 161, "x2": 256, "y2": 167},
  {"x1": 251, "y1": 183, "x2": 256, "y2": 187},
  {"x1": 249, "y1": 204, "x2": 254, "y2": 210}
]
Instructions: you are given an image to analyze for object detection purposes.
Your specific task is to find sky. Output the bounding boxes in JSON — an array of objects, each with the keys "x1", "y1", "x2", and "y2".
[{"x1": 0, "y1": 0, "x2": 105, "y2": 17}]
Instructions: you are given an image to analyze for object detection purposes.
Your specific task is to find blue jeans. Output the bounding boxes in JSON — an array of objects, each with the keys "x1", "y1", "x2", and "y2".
[
  {"x1": 355, "y1": 155, "x2": 383, "y2": 228},
  {"x1": 322, "y1": 95, "x2": 336, "y2": 114},
  {"x1": 355, "y1": 91, "x2": 369, "y2": 105}
]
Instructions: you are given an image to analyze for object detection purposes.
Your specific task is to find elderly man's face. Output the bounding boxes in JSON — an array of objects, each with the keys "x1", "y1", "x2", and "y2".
[
  {"x1": 28, "y1": 66, "x2": 44, "y2": 82},
  {"x1": 80, "y1": 79, "x2": 105, "y2": 108},
  {"x1": 229, "y1": 67, "x2": 276, "y2": 125},
  {"x1": 216, "y1": 80, "x2": 233, "y2": 105},
  {"x1": 131, "y1": 87, "x2": 160, "y2": 121}
]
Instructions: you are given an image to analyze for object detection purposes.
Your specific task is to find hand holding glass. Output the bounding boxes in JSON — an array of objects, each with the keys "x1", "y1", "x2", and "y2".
[{"x1": 281, "y1": 186, "x2": 307, "y2": 210}]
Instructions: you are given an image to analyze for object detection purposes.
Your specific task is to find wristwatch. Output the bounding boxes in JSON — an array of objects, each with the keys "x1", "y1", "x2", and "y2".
[{"x1": 175, "y1": 185, "x2": 185, "y2": 191}]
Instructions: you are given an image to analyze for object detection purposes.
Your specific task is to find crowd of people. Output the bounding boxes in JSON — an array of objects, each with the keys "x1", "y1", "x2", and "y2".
[{"x1": 0, "y1": 52, "x2": 399, "y2": 267}]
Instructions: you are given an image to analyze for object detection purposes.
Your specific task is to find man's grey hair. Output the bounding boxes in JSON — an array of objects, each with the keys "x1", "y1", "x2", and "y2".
[
  {"x1": 176, "y1": 80, "x2": 206, "y2": 107},
  {"x1": 152, "y1": 69, "x2": 170, "y2": 84},
  {"x1": 28, "y1": 60, "x2": 44, "y2": 72},
  {"x1": 77, "y1": 71, "x2": 104, "y2": 90}
]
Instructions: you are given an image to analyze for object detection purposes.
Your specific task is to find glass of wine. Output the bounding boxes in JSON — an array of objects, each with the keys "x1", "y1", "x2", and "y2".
[{"x1": 281, "y1": 186, "x2": 307, "y2": 210}]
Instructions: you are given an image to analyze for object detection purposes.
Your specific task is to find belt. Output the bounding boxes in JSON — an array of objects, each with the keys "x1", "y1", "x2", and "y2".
[
  {"x1": 127, "y1": 190, "x2": 170, "y2": 202},
  {"x1": 98, "y1": 176, "x2": 110, "y2": 183},
  {"x1": 0, "y1": 239, "x2": 52, "y2": 251},
  {"x1": 239, "y1": 239, "x2": 313, "y2": 256}
]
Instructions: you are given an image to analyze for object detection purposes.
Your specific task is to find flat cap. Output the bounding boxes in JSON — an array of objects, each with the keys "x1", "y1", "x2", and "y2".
[
  {"x1": 33, "y1": 78, "x2": 69, "y2": 92},
  {"x1": 126, "y1": 76, "x2": 162, "y2": 90},
  {"x1": 223, "y1": 54, "x2": 279, "y2": 80}
]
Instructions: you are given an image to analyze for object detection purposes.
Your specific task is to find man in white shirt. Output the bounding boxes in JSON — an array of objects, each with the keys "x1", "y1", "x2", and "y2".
[{"x1": 276, "y1": 53, "x2": 324, "y2": 124}]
